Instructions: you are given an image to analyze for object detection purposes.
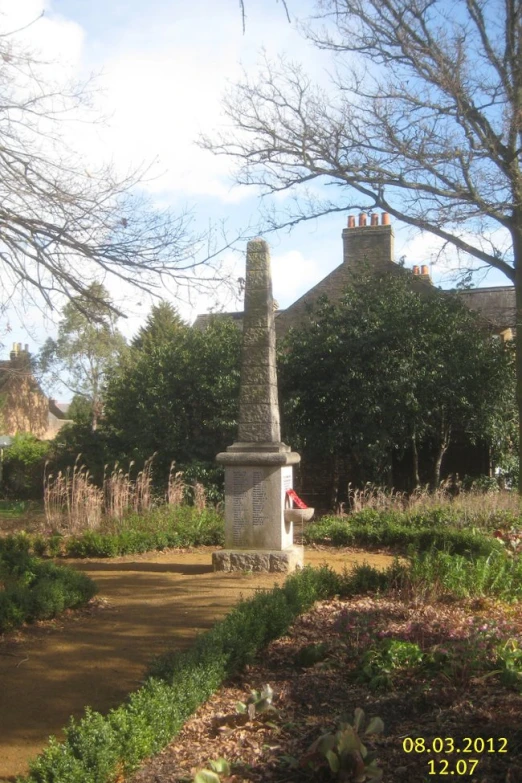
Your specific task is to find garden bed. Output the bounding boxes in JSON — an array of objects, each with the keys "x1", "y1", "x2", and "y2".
[{"x1": 131, "y1": 594, "x2": 522, "y2": 783}]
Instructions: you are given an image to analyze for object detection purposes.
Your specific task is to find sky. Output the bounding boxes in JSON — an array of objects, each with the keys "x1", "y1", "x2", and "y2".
[{"x1": 0, "y1": 0, "x2": 513, "y2": 398}]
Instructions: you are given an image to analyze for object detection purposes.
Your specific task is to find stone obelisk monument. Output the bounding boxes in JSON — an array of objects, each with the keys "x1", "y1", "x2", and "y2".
[{"x1": 212, "y1": 239, "x2": 304, "y2": 573}]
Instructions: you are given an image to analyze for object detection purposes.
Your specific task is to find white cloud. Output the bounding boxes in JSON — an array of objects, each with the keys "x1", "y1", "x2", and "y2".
[
  {"x1": 272, "y1": 249, "x2": 327, "y2": 308},
  {"x1": 0, "y1": 0, "x2": 348, "y2": 366},
  {"x1": 35, "y1": 0, "x2": 331, "y2": 202}
]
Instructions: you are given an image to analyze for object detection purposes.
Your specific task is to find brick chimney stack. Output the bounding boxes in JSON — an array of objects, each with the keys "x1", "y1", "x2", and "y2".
[
  {"x1": 9, "y1": 342, "x2": 21, "y2": 362},
  {"x1": 9, "y1": 342, "x2": 31, "y2": 366},
  {"x1": 342, "y1": 212, "x2": 394, "y2": 267}
]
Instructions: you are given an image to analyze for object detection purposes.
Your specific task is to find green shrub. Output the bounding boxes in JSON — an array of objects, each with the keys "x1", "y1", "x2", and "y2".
[
  {"x1": 304, "y1": 514, "x2": 504, "y2": 557},
  {"x1": 3, "y1": 433, "x2": 50, "y2": 499},
  {"x1": 60, "y1": 507, "x2": 225, "y2": 557},
  {"x1": 400, "y1": 548, "x2": 522, "y2": 602},
  {"x1": 355, "y1": 639, "x2": 424, "y2": 690},
  {"x1": 0, "y1": 536, "x2": 97, "y2": 633}
]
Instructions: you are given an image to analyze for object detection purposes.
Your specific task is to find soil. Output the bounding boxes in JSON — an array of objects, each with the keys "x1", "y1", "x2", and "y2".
[{"x1": 0, "y1": 546, "x2": 395, "y2": 781}]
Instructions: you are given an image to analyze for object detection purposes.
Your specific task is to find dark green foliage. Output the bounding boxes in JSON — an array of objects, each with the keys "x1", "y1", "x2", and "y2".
[
  {"x1": 496, "y1": 641, "x2": 522, "y2": 691},
  {"x1": 303, "y1": 708, "x2": 384, "y2": 781},
  {"x1": 2, "y1": 434, "x2": 50, "y2": 499},
  {"x1": 131, "y1": 301, "x2": 186, "y2": 351},
  {"x1": 11, "y1": 508, "x2": 225, "y2": 558},
  {"x1": 64, "y1": 508, "x2": 225, "y2": 558},
  {"x1": 0, "y1": 499, "x2": 29, "y2": 515},
  {"x1": 179, "y1": 461, "x2": 225, "y2": 505},
  {"x1": 294, "y1": 642, "x2": 330, "y2": 667},
  {"x1": 67, "y1": 395, "x2": 95, "y2": 427},
  {"x1": 404, "y1": 548, "x2": 522, "y2": 602},
  {"x1": 343, "y1": 562, "x2": 400, "y2": 595},
  {"x1": 49, "y1": 423, "x2": 119, "y2": 489},
  {"x1": 279, "y1": 270, "x2": 515, "y2": 489},
  {"x1": 304, "y1": 513, "x2": 504, "y2": 557},
  {"x1": 102, "y1": 316, "x2": 241, "y2": 486},
  {"x1": 355, "y1": 639, "x2": 424, "y2": 690},
  {"x1": 0, "y1": 536, "x2": 97, "y2": 633}
]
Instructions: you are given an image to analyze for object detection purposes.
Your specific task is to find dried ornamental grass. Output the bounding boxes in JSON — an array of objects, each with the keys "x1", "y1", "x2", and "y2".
[
  {"x1": 103, "y1": 462, "x2": 133, "y2": 521},
  {"x1": 193, "y1": 481, "x2": 207, "y2": 512},
  {"x1": 134, "y1": 454, "x2": 155, "y2": 513},
  {"x1": 44, "y1": 458, "x2": 102, "y2": 532},
  {"x1": 167, "y1": 462, "x2": 186, "y2": 507},
  {"x1": 338, "y1": 480, "x2": 522, "y2": 530}
]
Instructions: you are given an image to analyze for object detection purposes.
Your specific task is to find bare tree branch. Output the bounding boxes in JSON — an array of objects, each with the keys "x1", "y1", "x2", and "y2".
[
  {"x1": 203, "y1": 2, "x2": 522, "y2": 283},
  {"x1": 0, "y1": 17, "x2": 242, "y2": 318}
]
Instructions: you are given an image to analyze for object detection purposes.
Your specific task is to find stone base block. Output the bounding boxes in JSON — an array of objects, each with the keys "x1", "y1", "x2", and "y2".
[{"x1": 212, "y1": 546, "x2": 304, "y2": 573}]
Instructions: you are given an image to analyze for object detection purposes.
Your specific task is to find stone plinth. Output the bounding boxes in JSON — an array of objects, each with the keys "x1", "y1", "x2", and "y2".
[
  {"x1": 217, "y1": 443, "x2": 300, "y2": 553},
  {"x1": 213, "y1": 546, "x2": 304, "y2": 573}
]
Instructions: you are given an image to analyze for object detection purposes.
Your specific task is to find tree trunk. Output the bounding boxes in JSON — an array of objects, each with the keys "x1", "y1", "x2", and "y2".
[
  {"x1": 431, "y1": 443, "x2": 447, "y2": 490},
  {"x1": 330, "y1": 453, "x2": 340, "y2": 510},
  {"x1": 515, "y1": 237, "x2": 522, "y2": 494},
  {"x1": 431, "y1": 423, "x2": 451, "y2": 490},
  {"x1": 92, "y1": 398, "x2": 102, "y2": 432},
  {"x1": 412, "y1": 434, "x2": 420, "y2": 489}
]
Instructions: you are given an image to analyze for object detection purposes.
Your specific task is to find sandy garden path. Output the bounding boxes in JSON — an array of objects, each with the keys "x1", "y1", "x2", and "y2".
[{"x1": 0, "y1": 547, "x2": 395, "y2": 781}]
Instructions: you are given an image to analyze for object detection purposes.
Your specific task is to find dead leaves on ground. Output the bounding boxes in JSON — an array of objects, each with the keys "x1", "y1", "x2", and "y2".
[{"x1": 130, "y1": 595, "x2": 522, "y2": 783}]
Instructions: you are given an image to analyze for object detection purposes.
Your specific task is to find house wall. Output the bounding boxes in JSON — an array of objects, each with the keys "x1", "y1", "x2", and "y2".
[{"x1": 0, "y1": 361, "x2": 49, "y2": 438}]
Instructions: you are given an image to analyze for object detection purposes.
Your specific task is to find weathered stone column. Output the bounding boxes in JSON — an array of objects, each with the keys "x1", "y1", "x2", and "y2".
[
  {"x1": 212, "y1": 239, "x2": 303, "y2": 573},
  {"x1": 238, "y1": 238, "x2": 281, "y2": 443}
]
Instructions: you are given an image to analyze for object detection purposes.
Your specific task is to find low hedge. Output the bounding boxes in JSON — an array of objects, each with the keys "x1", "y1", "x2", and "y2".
[
  {"x1": 11, "y1": 507, "x2": 225, "y2": 559},
  {"x1": 0, "y1": 536, "x2": 97, "y2": 633},
  {"x1": 63, "y1": 523, "x2": 224, "y2": 558},
  {"x1": 304, "y1": 515, "x2": 504, "y2": 557}
]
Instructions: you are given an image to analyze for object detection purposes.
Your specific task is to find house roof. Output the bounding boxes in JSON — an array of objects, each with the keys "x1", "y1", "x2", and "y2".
[
  {"x1": 48, "y1": 399, "x2": 71, "y2": 419},
  {"x1": 194, "y1": 218, "x2": 515, "y2": 337},
  {"x1": 455, "y1": 286, "x2": 515, "y2": 331}
]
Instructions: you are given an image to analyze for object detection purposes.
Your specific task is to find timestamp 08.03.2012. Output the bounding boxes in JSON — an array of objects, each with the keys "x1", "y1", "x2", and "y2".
[{"x1": 402, "y1": 736, "x2": 508, "y2": 776}]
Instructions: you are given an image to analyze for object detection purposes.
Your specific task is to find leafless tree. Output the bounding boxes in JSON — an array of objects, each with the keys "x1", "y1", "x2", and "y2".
[
  {"x1": 203, "y1": 0, "x2": 522, "y2": 488},
  {"x1": 0, "y1": 15, "x2": 237, "y2": 323}
]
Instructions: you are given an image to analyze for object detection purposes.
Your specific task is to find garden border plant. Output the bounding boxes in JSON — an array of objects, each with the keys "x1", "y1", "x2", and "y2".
[
  {"x1": 303, "y1": 509, "x2": 509, "y2": 558},
  {"x1": 9, "y1": 506, "x2": 225, "y2": 559},
  {"x1": 0, "y1": 536, "x2": 97, "y2": 634}
]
